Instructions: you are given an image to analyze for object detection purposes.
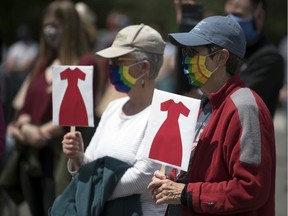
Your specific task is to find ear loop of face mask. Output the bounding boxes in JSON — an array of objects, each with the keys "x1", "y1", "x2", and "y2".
[
  {"x1": 120, "y1": 61, "x2": 145, "y2": 87},
  {"x1": 109, "y1": 61, "x2": 145, "y2": 93}
]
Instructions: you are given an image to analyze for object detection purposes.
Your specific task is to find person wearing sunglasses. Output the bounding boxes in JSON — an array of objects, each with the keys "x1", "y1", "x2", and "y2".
[
  {"x1": 56, "y1": 24, "x2": 167, "y2": 215},
  {"x1": 148, "y1": 16, "x2": 276, "y2": 216}
]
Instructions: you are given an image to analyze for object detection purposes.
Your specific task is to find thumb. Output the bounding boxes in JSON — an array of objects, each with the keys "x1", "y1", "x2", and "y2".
[
  {"x1": 75, "y1": 131, "x2": 81, "y2": 138},
  {"x1": 75, "y1": 131, "x2": 84, "y2": 152}
]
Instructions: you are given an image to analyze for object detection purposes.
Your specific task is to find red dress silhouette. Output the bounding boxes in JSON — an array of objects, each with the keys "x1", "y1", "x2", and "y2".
[
  {"x1": 149, "y1": 99, "x2": 190, "y2": 166},
  {"x1": 59, "y1": 68, "x2": 88, "y2": 126}
]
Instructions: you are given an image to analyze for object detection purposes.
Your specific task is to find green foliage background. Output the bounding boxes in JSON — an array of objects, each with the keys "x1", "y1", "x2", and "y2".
[{"x1": 0, "y1": 0, "x2": 286, "y2": 46}]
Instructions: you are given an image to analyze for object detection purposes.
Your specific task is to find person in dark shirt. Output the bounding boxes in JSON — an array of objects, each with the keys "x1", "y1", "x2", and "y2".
[
  {"x1": 4, "y1": 1, "x2": 100, "y2": 215},
  {"x1": 0, "y1": 93, "x2": 5, "y2": 155},
  {"x1": 226, "y1": 0, "x2": 285, "y2": 117}
]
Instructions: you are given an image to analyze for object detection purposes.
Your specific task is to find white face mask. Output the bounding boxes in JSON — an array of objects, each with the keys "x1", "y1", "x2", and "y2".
[{"x1": 43, "y1": 25, "x2": 62, "y2": 48}]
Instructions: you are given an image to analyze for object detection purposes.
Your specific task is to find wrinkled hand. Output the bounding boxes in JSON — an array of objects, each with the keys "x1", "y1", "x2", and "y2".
[
  {"x1": 147, "y1": 170, "x2": 185, "y2": 205},
  {"x1": 62, "y1": 131, "x2": 84, "y2": 168}
]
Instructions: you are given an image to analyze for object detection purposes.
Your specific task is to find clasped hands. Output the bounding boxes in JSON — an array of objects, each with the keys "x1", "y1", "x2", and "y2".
[
  {"x1": 147, "y1": 170, "x2": 185, "y2": 205},
  {"x1": 7, "y1": 114, "x2": 51, "y2": 147}
]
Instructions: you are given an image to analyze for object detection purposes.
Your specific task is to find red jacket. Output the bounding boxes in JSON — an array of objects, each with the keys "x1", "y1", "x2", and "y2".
[{"x1": 168, "y1": 75, "x2": 276, "y2": 216}]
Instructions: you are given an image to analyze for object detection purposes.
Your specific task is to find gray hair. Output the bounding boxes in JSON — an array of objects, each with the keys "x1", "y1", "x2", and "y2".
[{"x1": 130, "y1": 50, "x2": 163, "y2": 79}]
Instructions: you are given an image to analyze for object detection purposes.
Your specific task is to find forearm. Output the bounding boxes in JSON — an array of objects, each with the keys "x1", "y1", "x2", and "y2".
[
  {"x1": 40, "y1": 121, "x2": 64, "y2": 137},
  {"x1": 110, "y1": 159, "x2": 160, "y2": 199},
  {"x1": 67, "y1": 155, "x2": 88, "y2": 176}
]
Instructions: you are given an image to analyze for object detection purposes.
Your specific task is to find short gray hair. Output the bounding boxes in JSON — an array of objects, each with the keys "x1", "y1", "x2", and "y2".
[{"x1": 130, "y1": 50, "x2": 163, "y2": 79}]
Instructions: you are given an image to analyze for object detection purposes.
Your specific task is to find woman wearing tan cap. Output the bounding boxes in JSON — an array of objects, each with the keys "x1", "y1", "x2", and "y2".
[{"x1": 55, "y1": 24, "x2": 167, "y2": 215}]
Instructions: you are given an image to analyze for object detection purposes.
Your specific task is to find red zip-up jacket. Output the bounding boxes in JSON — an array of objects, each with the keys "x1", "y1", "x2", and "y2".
[{"x1": 167, "y1": 75, "x2": 275, "y2": 216}]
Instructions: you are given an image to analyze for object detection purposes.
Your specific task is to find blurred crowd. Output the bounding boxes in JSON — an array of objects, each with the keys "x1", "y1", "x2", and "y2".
[{"x1": 0, "y1": 0, "x2": 286, "y2": 215}]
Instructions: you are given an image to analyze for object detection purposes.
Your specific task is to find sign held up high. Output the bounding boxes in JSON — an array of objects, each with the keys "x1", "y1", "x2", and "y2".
[{"x1": 52, "y1": 65, "x2": 94, "y2": 128}]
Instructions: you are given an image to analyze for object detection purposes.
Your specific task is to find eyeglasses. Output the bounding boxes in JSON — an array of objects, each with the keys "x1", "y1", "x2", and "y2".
[
  {"x1": 181, "y1": 47, "x2": 199, "y2": 57},
  {"x1": 182, "y1": 47, "x2": 222, "y2": 58},
  {"x1": 109, "y1": 57, "x2": 137, "y2": 66}
]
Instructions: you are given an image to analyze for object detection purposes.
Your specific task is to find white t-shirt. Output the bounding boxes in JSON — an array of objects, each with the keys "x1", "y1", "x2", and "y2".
[
  {"x1": 69, "y1": 97, "x2": 167, "y2": 215},
  {"x1": 6, "y1": 41, "x2": 39, "y2": 68}
]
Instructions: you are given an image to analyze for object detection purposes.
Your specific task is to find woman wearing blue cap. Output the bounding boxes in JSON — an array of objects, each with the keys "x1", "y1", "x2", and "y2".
[{"x1": 148, "y1": 16, "x2": 276, "y2": 216}]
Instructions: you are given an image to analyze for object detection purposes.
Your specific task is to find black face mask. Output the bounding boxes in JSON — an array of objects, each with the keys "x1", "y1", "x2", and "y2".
[{"x1": 43, "y1": 25, "x2": 62, "y2": 48}]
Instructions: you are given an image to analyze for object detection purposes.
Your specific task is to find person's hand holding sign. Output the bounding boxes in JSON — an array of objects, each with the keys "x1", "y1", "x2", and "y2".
[
  {"x1": 62, "y1": 131, "x2": 85, "y2": 171},
  {"x1": 52, "y1": 65, "x2": 94, "y2": 171}
]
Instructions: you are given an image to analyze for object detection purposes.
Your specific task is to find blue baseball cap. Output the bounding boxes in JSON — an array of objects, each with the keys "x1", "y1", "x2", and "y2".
[{"x1": 169, "y1": 16, "x2": 246, "y2": 58}]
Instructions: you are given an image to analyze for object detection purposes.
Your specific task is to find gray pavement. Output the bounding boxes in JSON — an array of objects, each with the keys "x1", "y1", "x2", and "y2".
[
  {"x1": 274, "y1": 107, "x2": 287, "y2": 216},
  {"x1": 4, "y1": 108, "x2": 288, "y2": 216}
]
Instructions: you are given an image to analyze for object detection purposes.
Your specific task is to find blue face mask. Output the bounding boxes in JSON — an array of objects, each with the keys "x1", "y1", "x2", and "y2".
[{"x1": 228, "y1": 14, "x2": 259, "y2": 44}]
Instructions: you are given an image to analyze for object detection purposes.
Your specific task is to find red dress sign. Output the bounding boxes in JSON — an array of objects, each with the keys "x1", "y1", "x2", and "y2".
[
  {"x1": 149, "y1": 99, "x2": 190, "y2": 166},
  {"x1": 59, "y1": 68, "x2": 88, "y2": 126},
  {"x1": 142, "y1": 89, "x2": 200, "y2": 171},
  {"x1": 52, "y1": 65, "x2": 94, "y2": 127}
]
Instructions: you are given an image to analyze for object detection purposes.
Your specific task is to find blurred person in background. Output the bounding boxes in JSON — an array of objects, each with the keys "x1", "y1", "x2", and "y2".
[
  {"x1": 0, "y1": 1, "x2": 101, "y2": 215},
  {"x1": 0, "y1": 30, "x2": 3, "y2": 64},
  {"x1": 173, "y1": 0, "x2": 203, "y2": 99},
  {"x1": 0, "y1": 93, "x2": 5, "y2": 157},
  {"x1": 0, "y1": 24, "x2": 39, "y2": 126},
  {"x1": 75, "y1": 2, "x2": 107, "y2": 116},
  {"x1": 95, "y1": 10, "x2": 132, "y2": 53},
  {"x1": 75, "y1": 2, "x2": 98, "y2": 51},
  {"x1": 3, "y1": 24, "x2": 38, "y2": 78},
  {"x1": 226, "y1": 0, "x2": 285, "y2": 117},
  {"x1": 94, "y1": 10, "x2": 132, "y2": 117},
  {"x1": 0, "y1": 91, "x2": 7, "y2": 215},
  {"x1": 155, "y1": 37, "x2": 177, "y2": 93},
  {"x1": 278, "y1": 35, "x2": 287, "y2": 110}
]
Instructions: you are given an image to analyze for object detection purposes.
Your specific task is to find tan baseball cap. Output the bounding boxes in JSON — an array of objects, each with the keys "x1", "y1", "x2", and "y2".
[{"x1": 96, "y1": 24, "x2": 166, "y2": 58}]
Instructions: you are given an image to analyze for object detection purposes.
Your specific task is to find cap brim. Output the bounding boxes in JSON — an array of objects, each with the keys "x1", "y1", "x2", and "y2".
[
  {"x1": 96, "y1": 46, "x2": 136, "y2": 58},
  {"x1": 168, "y1": 32, "x2": 211, "y2": 47}
]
